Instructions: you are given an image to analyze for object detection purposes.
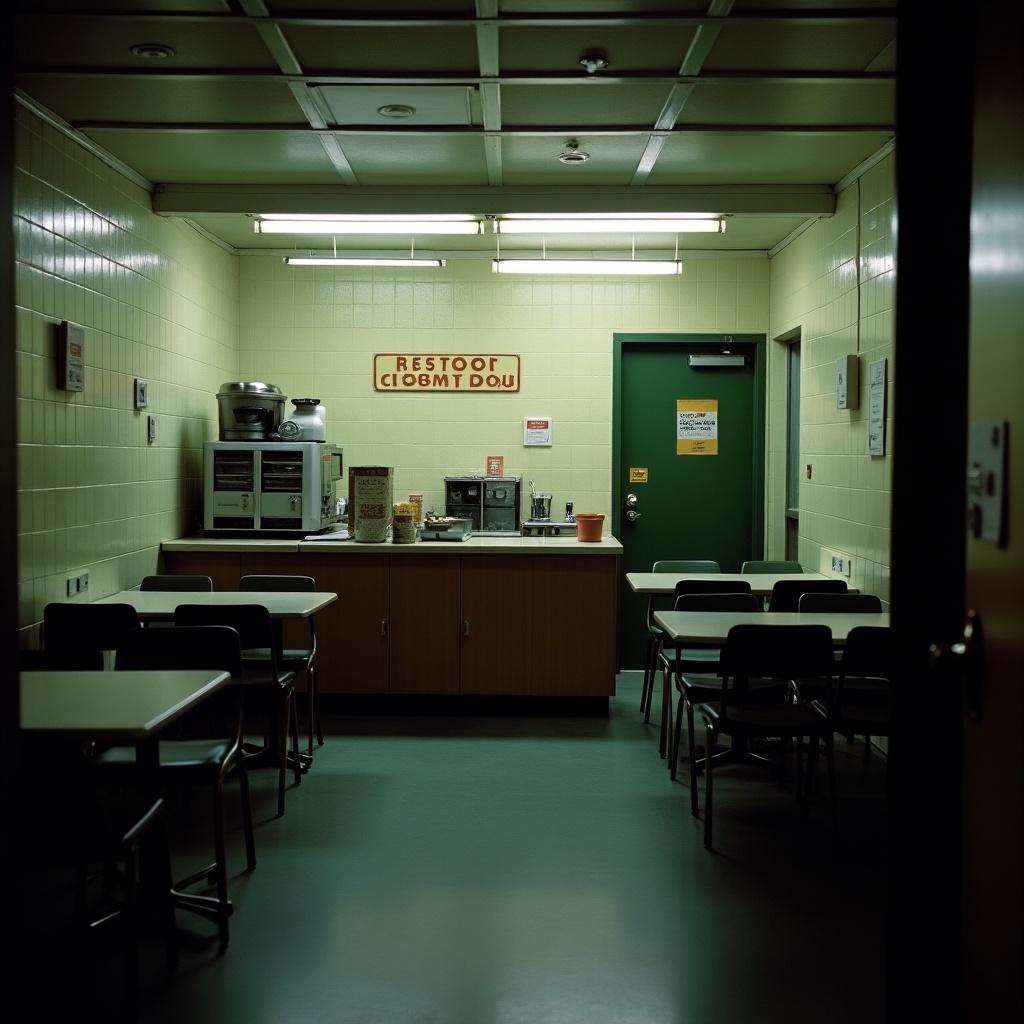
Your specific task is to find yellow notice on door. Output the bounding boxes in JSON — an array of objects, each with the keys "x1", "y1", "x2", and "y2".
[
  {"x1": 677, "y1": 399, "x2": 718, "y2": 455},
  {"x1": 629, "y1": 467, "x2": 649, "y2": 483}
]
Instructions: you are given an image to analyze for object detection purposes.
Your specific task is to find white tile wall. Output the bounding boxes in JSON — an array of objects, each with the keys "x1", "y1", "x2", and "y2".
[
  {"x1": 14, "y1": 107, "x2": 239, "y2": 637},
  {"x1": 237, "y1": 255, "x2": 770, "y2": 523},
  {"x1": 767, "y1": 154, "x2": 895, "y2": 605}
]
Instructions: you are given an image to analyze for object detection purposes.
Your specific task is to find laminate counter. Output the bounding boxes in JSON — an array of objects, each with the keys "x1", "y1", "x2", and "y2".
[{"x1": 161, "y1": 535, "x2": 620, "y2": 698}]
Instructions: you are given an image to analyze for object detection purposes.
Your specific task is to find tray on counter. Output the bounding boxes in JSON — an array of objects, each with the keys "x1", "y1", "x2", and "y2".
[{"x1": 419, "y1": 518, "x2": 473, "y2": 542}]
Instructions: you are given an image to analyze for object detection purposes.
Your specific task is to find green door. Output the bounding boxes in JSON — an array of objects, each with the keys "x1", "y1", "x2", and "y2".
[{"x1": 613, "y1": 334, "x2": 765, "y2": 669}]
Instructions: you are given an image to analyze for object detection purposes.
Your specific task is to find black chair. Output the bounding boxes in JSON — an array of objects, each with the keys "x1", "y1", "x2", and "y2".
[
  {"x1": 102, "y1": 625, "x2": 255, "y2": 951},
  {"x1": 741, "y1": 559, "x2": 802, "y2": 574},
  {"x1": 651, "y1": 579, "x2": 754, "y2": 751},
  {"x1": 767, "y1": 578, "x2": 848, "y2": 612},
  {"x1": 810, "y1": 626, "x2": 894, "y2": 802},
  {"x1": 140, "y1": 575, "x2": 214, "y2": 592},
  {"x1": 640, "y1": 560, "x2": 721, "y2": 722},
  {"x1": 175, "y1": 605, "x2": 299, "y2": 818},
  {"x1": 239, "y1": 574, "x2": 322, "y2": 756},
  {"x1": 699, "y1": 624, "x2": 836, "y2": 849},
  {"x1": 43, "y1": 603, "x2": 140, "y2": 661}
]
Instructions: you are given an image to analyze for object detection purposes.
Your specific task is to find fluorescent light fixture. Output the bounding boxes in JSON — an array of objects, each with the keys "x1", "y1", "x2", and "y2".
[
  {"x1": 688, "y1": 353, "x2": 747, "y2": 368},
  {"x1": 283, "y1": 257, "x2": 446, "y2": 268},
  {"x1": 496, "y1": 214, "x2": 724, "y2": 234},
  {"x1": 492, "y1": 259, "x2": 682, "y2": 276},
  {"x1": 256, "y1": 214, "x2": 481, "y2": 235}
]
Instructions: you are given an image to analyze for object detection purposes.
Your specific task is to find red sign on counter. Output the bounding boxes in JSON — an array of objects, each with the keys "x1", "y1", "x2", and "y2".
[{"x1": 374, "y1": 353, "x2": 520, "y2": 392}]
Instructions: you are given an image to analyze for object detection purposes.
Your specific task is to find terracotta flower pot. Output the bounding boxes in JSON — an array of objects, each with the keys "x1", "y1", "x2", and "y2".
[{"x1": 574, "y1": 513, "x2": 605, "y2": 542}]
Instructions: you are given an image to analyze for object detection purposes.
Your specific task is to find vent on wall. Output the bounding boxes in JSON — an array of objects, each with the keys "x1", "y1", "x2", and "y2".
[{"x1": 688, "y1": 354, "x2": 747, "y2": 369}]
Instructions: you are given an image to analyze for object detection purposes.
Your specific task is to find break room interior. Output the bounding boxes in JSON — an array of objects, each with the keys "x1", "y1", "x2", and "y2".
[{"x1": 4, "y1": 2, "x2": 1022, "y2": 1022}]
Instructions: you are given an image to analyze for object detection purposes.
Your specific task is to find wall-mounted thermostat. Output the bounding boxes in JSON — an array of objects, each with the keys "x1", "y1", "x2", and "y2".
[
  {"x1": 836, "y1": 354, "x2": 860, "y2": 409},
  {"x1": 57, "y1": 321, "x2": 86, "y2": 392}
]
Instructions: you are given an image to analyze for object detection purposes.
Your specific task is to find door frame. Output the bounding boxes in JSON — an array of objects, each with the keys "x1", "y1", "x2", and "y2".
[{"x1": 611, "y1": 332, "x2": 767, "y2": 555}]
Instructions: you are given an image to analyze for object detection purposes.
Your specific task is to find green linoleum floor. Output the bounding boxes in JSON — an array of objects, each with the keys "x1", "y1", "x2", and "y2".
[{"x1": 27, "y1": 674, "x2": 887, "y2": 1024}]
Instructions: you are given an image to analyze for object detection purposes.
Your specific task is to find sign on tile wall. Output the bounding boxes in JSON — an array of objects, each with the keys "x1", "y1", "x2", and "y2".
[{"x1": 374, "y1": 353, "x2": 520, "y2": 392}]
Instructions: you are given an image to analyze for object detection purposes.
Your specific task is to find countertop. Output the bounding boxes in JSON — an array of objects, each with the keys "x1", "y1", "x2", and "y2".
[{"x1": 163, "y1": 535, "x2": 623, "y2": 556}]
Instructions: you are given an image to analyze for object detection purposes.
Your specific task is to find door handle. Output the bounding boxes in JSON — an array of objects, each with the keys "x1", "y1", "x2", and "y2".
[
  {"x1": 929, "y1": 609, "x2": 984, "y2": 721},
  {"x1": 625, "y1": 493, "x2": 639, "y2": 508},
  {"x1": 625, "y1": 509, "x2": 642, "y2": 523},
  {"x1": 380, "y1": 618, "x2": 388, "y2": 638},
  {"x1": 464, "y1": 619, "x2": 471, "y2": 637}
]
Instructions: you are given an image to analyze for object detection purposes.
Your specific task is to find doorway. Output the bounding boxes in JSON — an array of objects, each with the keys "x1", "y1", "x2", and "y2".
[
  {"x1": 783, "y1": 331, "x2": 801, "y2": 562},
  {"x1": 612, "y1": 333, "x2": 765, "y2": 669}
]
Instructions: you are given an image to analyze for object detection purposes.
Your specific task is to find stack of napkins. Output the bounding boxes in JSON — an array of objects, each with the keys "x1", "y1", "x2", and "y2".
[{"x1": 304, "y1": 527, "x2": 350, "y2": 541}]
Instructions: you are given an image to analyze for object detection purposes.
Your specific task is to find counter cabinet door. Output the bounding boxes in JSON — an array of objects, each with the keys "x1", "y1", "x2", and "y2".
[
  {"x1": 529, "y1": 555, "x2": 617, "y2": 696},
  {"x1": 460, "y1": 556, "x2": 532, "y2": 694},
  {"x1": 388, "y1": 556, "x2": 460, "y2": 694}
]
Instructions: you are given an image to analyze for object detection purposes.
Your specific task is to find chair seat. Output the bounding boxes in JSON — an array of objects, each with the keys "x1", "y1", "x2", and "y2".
[
  {"x1": 812, "y1": 698, "x2": 890, "y2": 733},
  {"x1": 793, "y1": 675, "x2": 889, "y2": 702},
  {"x1": 699, "y1": 701, "x2": 823, "y2": 734},
  {"x1": 238, "y1": 667, "x2": 297, "y2": 689},
  {"x1": 97, "y1": 740, "x2": 232, "y2": 777},
  {"x1": 679, "y1": 673, "x2": 784, "y2": 703}
]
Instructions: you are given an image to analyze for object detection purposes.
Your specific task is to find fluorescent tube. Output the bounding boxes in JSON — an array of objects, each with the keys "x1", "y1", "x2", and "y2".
[
  {"x1": 491, "y1": 259, "x2": 682, "y2": 276},
  {"x1": 283, "y1": 257, "x2": 446, "y2": 267},
  {"x1": 496, "y1": 217, "x2": 724, "y2": 234},
  {"x1": 256, "y1": 216, "x2": 481, "y2": 235}
]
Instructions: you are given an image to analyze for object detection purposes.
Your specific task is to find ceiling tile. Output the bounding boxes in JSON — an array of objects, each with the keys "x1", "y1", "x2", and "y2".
[
  {"x1": 286, "y1": 26, "x2": 479, "y2": 74},
  {"x1": 499, "y1": 25, "x2": 697, "y2": 73},
  {"x1": 681, "y1": 81, "x2": 894, "y2": 126},
  {"x1": 502, "y1": 136, "x2": 648, "y2": 185},
  {"x1": 339, "y1": 135, "x2": 489, "y2": 185},
  {"x1": 501, "y1": 84, "x2": 671, "y2": 127},
  {"x1": 318, "y1": 86, "x2": 477, "y2": 127},
  {"x1": 704, "y1": 22, "x2": 895, "y2": 71}
]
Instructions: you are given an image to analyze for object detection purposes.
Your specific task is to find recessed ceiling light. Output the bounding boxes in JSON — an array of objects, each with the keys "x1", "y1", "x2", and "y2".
[
  {"x1": 578, "y1": 50, "x2": 610, "y2": 74},
  {"x1": 378, "y1": 104, "x2": 416, "y2": 119},
  {"x1": 130, "y1": 43, "x2": 176, "y2": 59},
  {"x1": 558, "y1": 140, "x2": 590, "y2": 165}
]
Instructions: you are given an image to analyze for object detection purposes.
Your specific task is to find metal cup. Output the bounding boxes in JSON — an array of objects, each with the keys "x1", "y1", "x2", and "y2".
[{"x1": 531, "y1": 494, "x2": 552, "y2": 521}]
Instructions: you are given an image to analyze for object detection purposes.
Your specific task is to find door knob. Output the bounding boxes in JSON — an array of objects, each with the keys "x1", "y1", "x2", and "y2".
[
  {"x1": 625, "y1": 493, "x2": 639, "y2": 508},
  {"x1": 625, "y1": 509, "x2": 642, "y2": 523}
]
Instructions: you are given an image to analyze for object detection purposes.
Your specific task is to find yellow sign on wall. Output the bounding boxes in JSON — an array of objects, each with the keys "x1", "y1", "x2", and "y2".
[{"x1": 677, "y1": 399, "x2": 719, "y2": 455}]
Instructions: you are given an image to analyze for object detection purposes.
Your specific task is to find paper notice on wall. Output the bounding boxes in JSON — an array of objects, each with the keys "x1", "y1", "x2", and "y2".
[
  {"x1": 523, "y1": 416, "x2": 553, "y2": 446},
  {"x1": 867, "y1": 358, "x2": 887, "y2": 456},
  {"x1": 676, "y1": 399, "x2": 719, "y2": 455}
]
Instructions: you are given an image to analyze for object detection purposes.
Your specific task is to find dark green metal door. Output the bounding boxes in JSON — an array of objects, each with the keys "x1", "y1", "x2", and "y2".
[{"x1": 613, "y1": 335, "x2": 765, "y2": 670}]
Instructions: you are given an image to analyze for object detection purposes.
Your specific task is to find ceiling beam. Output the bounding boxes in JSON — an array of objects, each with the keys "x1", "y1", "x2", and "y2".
[
  {"x1": 15, "y1": 69, "x2": 895, "y2": 86},
  {"x1": 475, "y1": 0, "x2": 502, "y2": 186},
  {"x1": 152, "y1": 183, "x2": 836, "y2": 218},
  {"x1": 237, "y1": 0, "x2": 357, "y2": 185},
  {"x1": 17, "y1": 10, "x2": 898, "y2": 29},
  {"x1": 79, "y1": 122, "x2": 894, "y2": 137},
  {"x1": 632, "y1": 0, "x2": 734, "y2": 186}
]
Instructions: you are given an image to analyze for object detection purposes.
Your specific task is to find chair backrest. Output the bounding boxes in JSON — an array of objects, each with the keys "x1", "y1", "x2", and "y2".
[
  {"x1": 115, "y1": 626, "x2": 243, "y2": 742},
  {"x1": 239, "y1": 574, "x2": 316, "y2": 593},
  {"x1": 768, "y1": 579, "x2": 848, "y2": 612},
  {"x1": 672, "y1": 592, "x2": 761, "y2": 613},
  {"x1": 673, "y1": 579, "x2": 752, "y2": 599},
  {"x1": 43, "y1": 603, "x2": 140, "y2": 654},
  {"x1": 721, "y1": 624, "x2": 835, "y2": 714},
  {"x1": 174, "y1": 604, "x2": 282, "y2": 673},
  {"x1": 652, "y1": 560, "x2": 721, "y2": 573},
  {"x1": 798, "y1": 592, "x2": 882, "y2": 613},
  {"x1": 140, "y1": 574, "x2": 214, "y2": 592},
  {"x1": 741, "y1": 559, "x2": 803, "y2": 574},
  {"x1": 840, "y1": 626, "x2": 894, "y2": 680},
  {"x1": 18, "y1": 649, "x2": 104, "y2": 672}
]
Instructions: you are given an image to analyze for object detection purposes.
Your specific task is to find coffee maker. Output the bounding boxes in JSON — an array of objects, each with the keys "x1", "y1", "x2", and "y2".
[{"x1": 521, "y1": 483, "x2": 577, "y2": 537}]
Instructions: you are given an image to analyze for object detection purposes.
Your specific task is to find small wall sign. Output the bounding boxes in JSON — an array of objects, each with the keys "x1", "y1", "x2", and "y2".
[
  {"x1": 374, "y1": 353, "x2": 520, "y2": 392},
  {"x1": 629, "y1": 467, "x2": 649, "y2": 483},
  {"x1": 677, "y1": 399, "x2": 719, "y2": 455},
  {"x1": 523, "y1": 416, "x2": 553, "y2": 446},
  {"x1": 867, "y1": 358, "x2": 887, "y2": 455},
  {"x1": 486, "y1": 454, "x2": 504, "y2": 476}
]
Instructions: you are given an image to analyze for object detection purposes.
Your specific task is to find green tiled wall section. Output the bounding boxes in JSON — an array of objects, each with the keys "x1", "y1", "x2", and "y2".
[
  {"x1": 14, "y1": 107, "x2": 239, "y2": 636},
  {"x1": 237, "y1": 255, "x2": 770, "y2": 523},
  {"x1": 767, "y1": 154, "x2": 895, "y2": 605}
]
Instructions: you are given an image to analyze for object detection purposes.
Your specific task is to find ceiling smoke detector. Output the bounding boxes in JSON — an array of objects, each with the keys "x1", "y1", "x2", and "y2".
[
  {"x1": 130, "y1": 43, "x2": 175, "y2": 59},
  {"x1": 578, "y1": 50, "x2": 610, "y2": 74},
  {"x1": 558, "y1": 140, "x2": 591, "y2": 165},
  {"x1": 377, "y1": 104, "x2": 416, "y2": 119}
]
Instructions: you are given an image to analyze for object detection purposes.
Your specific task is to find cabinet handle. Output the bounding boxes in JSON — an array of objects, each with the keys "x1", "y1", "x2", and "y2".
[
  {"x1": 380, "y1": 618, "x2": 388, "y2": 638},
  {"x1": 463, "y1": 619, "x2": 470, "y2": 637}
]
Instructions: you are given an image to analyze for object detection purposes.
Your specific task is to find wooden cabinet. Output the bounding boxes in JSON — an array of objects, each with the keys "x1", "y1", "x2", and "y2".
[
  {"x1": 161, "y1": 547, "x2": 617, "y2": 697},
  {"x1": 460, "y1": 555, "x2": 533, "y2": 694},
  {"x1": 388, "y1": 556, "x2": 460, "y2": 693}
]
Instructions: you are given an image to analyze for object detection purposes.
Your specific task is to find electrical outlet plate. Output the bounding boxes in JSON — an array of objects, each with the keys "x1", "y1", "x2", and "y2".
[
  {"x1": 134, "y1": 378, "x2": 148, "y2": 409},
  {"x1": 66, "y1": 576, "x2": 78, "y2": 597},
  {"x1": 79, "y1": 571, "x2": 89, "y2": 593},
  {"x1": 147, "y1": 414, "x2": 157, "y2": 443}
]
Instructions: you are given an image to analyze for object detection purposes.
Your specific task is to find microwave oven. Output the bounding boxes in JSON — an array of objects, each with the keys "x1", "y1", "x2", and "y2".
[{"x1": 203, "y1": 441, "x2": 343, "y2": 534}]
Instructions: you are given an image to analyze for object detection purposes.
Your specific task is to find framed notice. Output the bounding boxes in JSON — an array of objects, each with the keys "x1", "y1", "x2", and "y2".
[
  {"x1": 523, "y1": 416, "x2": 553, "y2": 446},
  {"x1": 677, "y1": 399, "x2": 718, "y2": 455},
  {"x1": 374, "y1": 353, "x2": 519, "y2": 392},
  {"x1": 867, "y1": 358, "x2": 887, "y2": 456}
]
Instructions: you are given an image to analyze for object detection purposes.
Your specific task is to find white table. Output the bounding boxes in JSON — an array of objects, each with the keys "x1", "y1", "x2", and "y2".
[
  {"x1": 626, "y1": 571, "x2": 850, "y2": 597},
  {"x1": 93, "y1": 590, "x2": 337, "y2": 621},
  {"x1": 653, "y1": 610, "x2": 890, "y2": 646}
]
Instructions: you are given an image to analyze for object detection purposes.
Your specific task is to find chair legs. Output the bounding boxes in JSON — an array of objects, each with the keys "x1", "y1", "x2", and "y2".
[
  {"x1": 687, "y1": 702, "x2": 700, "y2": 817},
  {"x1": 703, "y1": 720, "x2": 715, "y2": 849},
  {"x1": 670, "y1": 696, "x2": 685, "y2": 782},
  {"x1": 212, "y1": 775, "x2": 230, "y2": 951},
  {"x1": 237, "y1": 756, "x2": 256, "y2": 872}
]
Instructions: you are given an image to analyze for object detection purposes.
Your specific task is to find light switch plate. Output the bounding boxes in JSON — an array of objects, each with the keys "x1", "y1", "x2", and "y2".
[
  {"x1": 147, "y1": 414, "x2": 157, "y2": 444},
  {"x1": 967, "y1": 421, "x2": 1008, "y2": 545},
  {"x1": 134, "y1": 378, "x2": 148, "y2": 409}
]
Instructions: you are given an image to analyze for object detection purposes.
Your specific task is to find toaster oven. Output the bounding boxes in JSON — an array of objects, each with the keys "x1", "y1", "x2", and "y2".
[{"x1": 203, "y1": 441, "x2": 343, "y2": 534}]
